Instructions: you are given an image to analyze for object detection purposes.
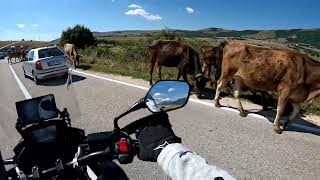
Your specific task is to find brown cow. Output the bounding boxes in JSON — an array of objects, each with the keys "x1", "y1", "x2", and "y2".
[
  {"x1": 64, "y1": 43, "x2": 80, "y2": 68},
  {"x1": 19, "y1": 46, "x2": 26, "y2": 60},
  {"x1": 213, "y1": 42, "x2": 320, "y2": 134},
  {"x1": 8, "y1": 52, "x2": 20, "y2": 64},
  {"x1": 148, "y1": 40, "x2": 205, "y2": 96},
  {"x1": 201, "y1": 44, "x2": 270, "y2": 110}
]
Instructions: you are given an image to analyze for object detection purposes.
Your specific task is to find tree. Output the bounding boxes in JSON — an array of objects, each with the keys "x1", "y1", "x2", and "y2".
[{"x1": 60, "y1": 25, "x2": 96, "y2": 49}]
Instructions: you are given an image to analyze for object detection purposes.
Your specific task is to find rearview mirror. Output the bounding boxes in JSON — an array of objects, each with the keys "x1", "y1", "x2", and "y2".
[{"x1": 145, "y1": 81, "x2": 190, "y2": 113}]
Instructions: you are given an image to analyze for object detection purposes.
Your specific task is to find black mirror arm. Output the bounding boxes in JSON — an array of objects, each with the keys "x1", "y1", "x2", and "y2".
[{"x1": 114, "y1": 98, "x2": 146, "y2": 131}]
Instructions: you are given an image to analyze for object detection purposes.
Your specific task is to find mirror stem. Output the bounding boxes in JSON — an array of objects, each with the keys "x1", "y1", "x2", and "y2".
[{"x1": 114, "y1": 98, "x2": 146, "y2": 131}]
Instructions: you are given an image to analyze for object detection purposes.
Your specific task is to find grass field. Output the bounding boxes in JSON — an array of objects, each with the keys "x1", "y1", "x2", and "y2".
[{"x1": 77, "y1": 36, "x2": 320, "y2": 116}]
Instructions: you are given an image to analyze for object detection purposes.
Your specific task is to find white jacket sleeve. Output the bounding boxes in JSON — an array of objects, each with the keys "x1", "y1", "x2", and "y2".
[{"x1": 157, "y1": 143, "x2": 235, "y2": 180}]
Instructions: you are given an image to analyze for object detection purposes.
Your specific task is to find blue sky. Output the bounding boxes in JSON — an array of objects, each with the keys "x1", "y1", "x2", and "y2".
[{"x1": 1, "y1": 0, "x2": 319, "y2": 41}]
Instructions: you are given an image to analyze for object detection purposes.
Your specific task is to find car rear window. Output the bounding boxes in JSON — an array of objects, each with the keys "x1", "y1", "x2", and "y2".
[{"x1": 38, "y1": 48, "x2": 64, "y2": 59}]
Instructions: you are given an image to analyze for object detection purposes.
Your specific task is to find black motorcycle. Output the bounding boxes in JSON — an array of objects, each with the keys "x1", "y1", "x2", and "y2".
[{"x1": 0, "y1": 80, "x2": 191, "y2": 180}]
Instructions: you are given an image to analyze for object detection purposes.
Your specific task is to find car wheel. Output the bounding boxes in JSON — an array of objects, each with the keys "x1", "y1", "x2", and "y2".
[{"x1": 33, "y1": 72, "x2": 39, "y2": 85}]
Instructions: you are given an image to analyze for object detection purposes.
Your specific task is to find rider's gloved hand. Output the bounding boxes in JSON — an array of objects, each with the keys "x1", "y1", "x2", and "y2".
[{"x1": 136, "y1": 114, "x2": 181, "y2": 162}]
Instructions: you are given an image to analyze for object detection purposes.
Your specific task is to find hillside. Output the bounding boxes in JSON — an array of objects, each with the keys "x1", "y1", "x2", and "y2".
[
  {"x1": 0, "y1": 41, "x2": 51, "y2": 51},
  {"x1": 91, "y1": 28, "x2": 320, "y2": 50}
]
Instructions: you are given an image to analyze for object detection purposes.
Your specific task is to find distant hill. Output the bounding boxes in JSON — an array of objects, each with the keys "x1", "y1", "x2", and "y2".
[
  {"x1": 158, "y1": 97, "x2": 187, "y2": 106},
  {"x1": 91, "y1": 28, "x2": 320, "y2": 49},
  {"x1": 51, "y1": 27, "x2": 320, "y2": 50},
  {"x1": 0, "y1": 41, "x2": 51, "y2": 51}
]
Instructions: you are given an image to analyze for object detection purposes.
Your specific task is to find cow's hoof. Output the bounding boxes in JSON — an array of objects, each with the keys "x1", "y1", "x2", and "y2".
[
  {"x1": 215, "y1": 102, "x2": 221, "y2": 108},
  {"x1": 149, "y1": 83, "x2": 153, "y2": 86},
  {"x1": 239, "y1": 111, "x2": 246, "y2": 117},
  {"x1": 283, "y1": 121, "x2": 291, "y2": 130},
  {"x1": 273, "y1": 125, "x2": 282, "y2": 134}
]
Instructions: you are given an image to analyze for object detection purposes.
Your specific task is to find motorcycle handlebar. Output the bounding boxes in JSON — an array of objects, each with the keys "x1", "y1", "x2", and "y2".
[
  {"x1": 38, "y1": 151, "x2": 114, "y2": 177},
  {"x1": 10, "y1": 150, "x2": 115, "y2": 179},
  {"x1": 7, "y1": 141, "x2": 139, "y2": 179}
]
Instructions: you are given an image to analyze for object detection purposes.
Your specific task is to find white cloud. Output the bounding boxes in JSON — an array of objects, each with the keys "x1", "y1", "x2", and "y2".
[
  {"x1": 32, "y1": 24, "x2": 39, "y2": 27},
  {"x1": 168, "y1": 88, "x2": 175, "y2": 92},
  {"x1": 160, "y1": 98, "x2": 171, "y2": 102},
  {"x1": 154, "y1": 93, "x2": 161, "y2": 96},
  {"x1": 125, "y1": 8, "x2": 148, "y2": 16},
  {"x1": 144, "y1": 14, "x2": 162, "y2": 21},
  {"x1": 186, "y1": 7, "x2": 194, "y2": 14},
  {"x1": 16, "y1": 24, "x2": 25, "y2": 29},
  {"x1": 125, "y1": 6, "x2": 162, "y2": 21},
  {"x1": 128, "y1": 4, "x2": 142, "y2": 9}
]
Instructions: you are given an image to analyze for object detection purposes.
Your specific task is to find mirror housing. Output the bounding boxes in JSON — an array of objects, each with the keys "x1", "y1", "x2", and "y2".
[
  {"x1": 113, "y1": 80, "x2": 190, "y2": 131},
  {"x1": 145, "y1": 80, "x2": 191, "y2": 113}
]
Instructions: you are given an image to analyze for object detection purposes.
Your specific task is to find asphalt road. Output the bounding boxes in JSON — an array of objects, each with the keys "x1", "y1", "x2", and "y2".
[{"x1": 0, "y1": 58, "x2": 319, "y2": 179}]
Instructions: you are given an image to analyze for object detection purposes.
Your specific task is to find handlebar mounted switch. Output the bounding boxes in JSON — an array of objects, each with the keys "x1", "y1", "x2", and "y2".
[
  {"x1": 115, "y1": 138, "x2": 134, "y2": 164},
  {"x1": 118, "y1": 139, "x2": 128, "y2": 153}
]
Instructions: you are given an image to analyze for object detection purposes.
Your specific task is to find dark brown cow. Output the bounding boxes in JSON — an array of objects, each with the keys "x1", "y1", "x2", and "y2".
[
  {"x1": 19, "y1": 46, "x2": 26, "y2": 60},
  {"x1": 8, "y1": 52, "x2": 20, "y2": 63},
  {"x1": 64, "y1": 43, "x2": 80, "y2": 68},
  {"x1": 148, "y1": 40, "x2": 205, "y2": 95},
  {"x1": 201, "y1": 44, "x2": 269, "y2": 110},
  {"x1": 213, "y1": 42, "x2": 320, "y2": 134}
]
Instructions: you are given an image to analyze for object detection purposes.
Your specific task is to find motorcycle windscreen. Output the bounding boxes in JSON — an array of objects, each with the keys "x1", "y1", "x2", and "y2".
[{"x1": 15, "y1": 47, "x2": 82, "y2": 125}]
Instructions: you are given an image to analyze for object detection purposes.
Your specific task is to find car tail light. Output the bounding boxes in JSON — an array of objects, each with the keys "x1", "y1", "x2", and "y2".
[{"x1": 35, "y1": 61, "x2": 42, "y2": 70}]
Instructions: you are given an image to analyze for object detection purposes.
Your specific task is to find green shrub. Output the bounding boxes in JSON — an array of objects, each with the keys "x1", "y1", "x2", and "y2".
[{"x1": 60, "y1": 24, "x2": 96, "y2": 49}]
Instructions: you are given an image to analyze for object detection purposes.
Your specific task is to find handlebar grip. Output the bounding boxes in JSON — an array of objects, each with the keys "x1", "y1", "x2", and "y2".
[{"x1": 87, "y1": 131, "x2": 114, "y2": 151}]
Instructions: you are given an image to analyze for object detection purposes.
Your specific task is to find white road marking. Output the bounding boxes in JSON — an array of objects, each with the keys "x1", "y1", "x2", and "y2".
[
  {"x1": 9, "y1": 64, "x2": 32, "y2": 99},
  {"x1": 74, "y1": 70, "x2": 320, "y2": 134},
  {"x1": 74, "y1": 70, "x2": 148, "y2": 90}
]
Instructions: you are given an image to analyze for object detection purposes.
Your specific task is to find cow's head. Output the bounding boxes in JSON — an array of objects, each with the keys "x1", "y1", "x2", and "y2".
[
  {"x1": 201, "y1": 46, "x2": 223, "y2": 67},
  {"x1": 191, "y1": 74, "x2": 208, "y2": 98},
  {"x1": 201, "y1": 42, "x2": 226, "y2": 81}
]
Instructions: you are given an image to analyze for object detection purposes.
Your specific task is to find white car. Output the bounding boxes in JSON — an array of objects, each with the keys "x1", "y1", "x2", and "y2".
[{"x1": 22, "y1": 46, "x2": 69, "y2": 84}]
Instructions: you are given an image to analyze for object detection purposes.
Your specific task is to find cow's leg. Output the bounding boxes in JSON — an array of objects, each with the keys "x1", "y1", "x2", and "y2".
[
  {"x1": 233, "y1": 78, "x2": 246, "y2": 117},
  {"x1": 149, "y1": 61, "x2": 155, "y2": 86},
  {"x1": 214, "y1": 77, "x2": 230, "y2": 108},
  {"x1": 261, "y1": 91, "x2": 269, "y2": 111},
  {"x1": 273, "y1": 90, "x2": 290, "y2": 134},
  {"x1": 234, "y1": 90, "x2": 246, "y2": 117},
  {"x1": 283, "y1": 103, "x2": 300, "y2": 130},
  {"x1": 158, "y1": 66, "x2": 162, "y2": 80},
  {"x1": 181, "y1": 70, "x2": 188, "y2": 81},
  {"x1": 176, "y1": 69, "x2": 182, "y2": 80}
]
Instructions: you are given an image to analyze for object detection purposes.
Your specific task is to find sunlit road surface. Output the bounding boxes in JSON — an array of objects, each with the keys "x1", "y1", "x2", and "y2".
[{"x1": 0, "y1": 59, "x2": 319, "y2": 179}]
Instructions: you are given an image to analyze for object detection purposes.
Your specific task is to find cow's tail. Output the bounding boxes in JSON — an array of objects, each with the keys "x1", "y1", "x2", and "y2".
[
  {"x1": 193, "y1": 49, "x2": 202, "y2": 78},
  {"x1": 147, "y1": 47, "x2": 155, "y2": 68}
]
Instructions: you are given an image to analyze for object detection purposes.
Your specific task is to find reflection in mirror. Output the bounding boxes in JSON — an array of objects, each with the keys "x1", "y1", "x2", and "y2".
[{"x1": 145, "y1": 81, "x2": 190, "y2": 113}]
